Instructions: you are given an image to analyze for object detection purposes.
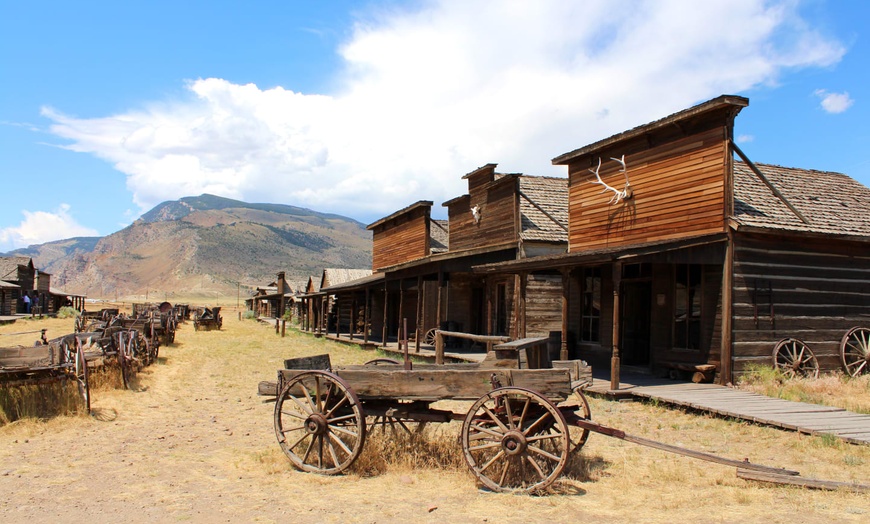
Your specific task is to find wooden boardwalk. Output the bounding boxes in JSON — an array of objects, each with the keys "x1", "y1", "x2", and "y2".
[{"x1": 588, "y1": 376, "x2": 870, "y2": 445}]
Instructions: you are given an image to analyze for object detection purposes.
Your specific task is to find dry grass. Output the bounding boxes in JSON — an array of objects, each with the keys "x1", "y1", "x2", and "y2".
[
  {"x1": 2, "y1": 315, "x2": 869, "y2": 523},
  {"x1": 737, "y1": 364, "x2": 870, "y2": 414}
]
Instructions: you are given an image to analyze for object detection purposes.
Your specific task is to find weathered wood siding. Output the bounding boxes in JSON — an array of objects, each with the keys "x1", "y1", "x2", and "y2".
[
  {"x1": 731, "y1": 233, "x2": 870, "y2": 373},
  {"x1": 566, "y1": 127, "x2": 728, "y2": 251},
  {"x1": 524, "y1": 273, "x2": 562, "y2": 337},
  {"x1": 448, "y1": 178, "x2": 518, "y2": 252},
  {"x1": 371, "y1": 208, "x2": 429, "y2": 271}
]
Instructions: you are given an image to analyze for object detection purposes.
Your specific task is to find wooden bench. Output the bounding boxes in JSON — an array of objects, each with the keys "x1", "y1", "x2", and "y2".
[{"x1": 660, "y1": 362, "x2": 717, "y2": 383}]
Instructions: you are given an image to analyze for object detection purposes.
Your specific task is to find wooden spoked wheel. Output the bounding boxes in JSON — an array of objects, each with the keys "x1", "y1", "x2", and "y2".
[
  {"x1": 461, "y1": 387, "x2": 570, "y2": 493},
  {"x1": 773, "y1": 338, "x2": 819, "y2": 378},
  {"x1": 840, "y1": 327, "x2": 870, "y2": 377},
  {"x1": 73, "y1": 338, "x2": 90, "y2": 413},
  {"x1": 559, "y1": 389, "x2": 592, "y2": 453},
  {"x1": 274, "y1": 370, "x2": 366, "y2": 474},
  {"x1": 424, "y1": 328, "x2": 437, "y2": 346},
  {"x1": 115, "y1": 331, "x2": 133, "y2": 389}
]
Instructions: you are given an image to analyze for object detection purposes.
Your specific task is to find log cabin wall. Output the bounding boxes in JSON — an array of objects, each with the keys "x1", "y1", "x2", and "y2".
[
  {"x1": 731, "y1": 232, "x2": 870, "y2": 374},
  {"x1": 564, "y1": 120, "x2": 731, "y2": 252},
  {"x1": 447, "y1": 172, "x2": 518, "y2": 253},
  {"x1": 370, "y1": 205, "x2": 431, "y2": 271}
]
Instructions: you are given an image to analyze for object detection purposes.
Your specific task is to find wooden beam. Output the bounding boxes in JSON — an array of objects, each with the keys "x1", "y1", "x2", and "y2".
[
  {"x1": 737, "y1": 469, "x2": 870, "y2": 493},
  {"x1": 415, "y1": 275, "x2": 423, "y2": 353},
  {"x1": 363, "y1": 288, "x2": 370, "y2": 345},
  {"x1": 721, "y1": 229, "x2": 734, "y2": 384},
  {"x1": 611, "y1": 262, "x2": 622, "y2": 391}
]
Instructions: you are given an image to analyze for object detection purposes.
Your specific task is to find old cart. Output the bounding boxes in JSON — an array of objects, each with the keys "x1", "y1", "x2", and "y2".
[
  {"x1": 270, "y1": 351, "x2": 592, "y2": 493},
  {"x1": 1, "y1": 335, "x2": 90, "y2": 413}
]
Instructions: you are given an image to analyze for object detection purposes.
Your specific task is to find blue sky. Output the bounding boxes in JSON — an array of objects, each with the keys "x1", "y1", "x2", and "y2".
[{"x1": 1, "y1": 0, "x2": 867, "y2": 251}]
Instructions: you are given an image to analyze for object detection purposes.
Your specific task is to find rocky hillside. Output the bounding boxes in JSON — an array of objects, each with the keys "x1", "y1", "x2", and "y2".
[{"x1": 3, "y1": 194, "x2": 372, "y2": 299}]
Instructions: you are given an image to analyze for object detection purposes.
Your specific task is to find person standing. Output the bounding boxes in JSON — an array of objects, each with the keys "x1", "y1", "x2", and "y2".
[{"x1": 23, "y1": 292, "x2": 31, "y2": 314}]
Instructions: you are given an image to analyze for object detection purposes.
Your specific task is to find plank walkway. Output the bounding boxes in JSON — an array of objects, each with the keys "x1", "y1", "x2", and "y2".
[{"x1": 588, "y1": 376, "x2": 870, "y2": 445}]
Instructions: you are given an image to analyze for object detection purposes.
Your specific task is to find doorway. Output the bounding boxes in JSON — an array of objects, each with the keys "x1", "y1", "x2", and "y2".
[{"x1": 621, "y1": 281, "x2": 651, "y2": 367}]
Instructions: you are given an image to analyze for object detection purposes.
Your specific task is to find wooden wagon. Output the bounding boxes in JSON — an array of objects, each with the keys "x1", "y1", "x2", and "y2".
[
  {"x1": 1, "y1": 335, "x2": 90, "y2": 412},
  {"x1": 193, "y1": 307, "x2": 222, "y2": 331},
  {"x1": 267, "y1": 346, "x2": 595, "y2": 493}
]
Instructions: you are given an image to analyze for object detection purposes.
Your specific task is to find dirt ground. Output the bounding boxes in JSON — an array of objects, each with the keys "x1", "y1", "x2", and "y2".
[{"x1": 2, "y1": 314, "x2": 869, "y2": 523}]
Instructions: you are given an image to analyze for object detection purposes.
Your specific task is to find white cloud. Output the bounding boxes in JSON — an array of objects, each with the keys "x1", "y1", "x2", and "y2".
[
  {"x1": 42, "y1": 0, "x2": 846, "y2": 222},
  {"x1": 736, "y1": 134, "x2": 755, "y2": 143},
  {"x1": 814, "y1": 89, "x2": 854, "y2": 114},
  {"x1": 0, "y1": 204, "x2": 99, "y2": 251}
]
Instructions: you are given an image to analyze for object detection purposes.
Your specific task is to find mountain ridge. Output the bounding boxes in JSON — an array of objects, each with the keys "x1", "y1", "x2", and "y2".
[{"x1": 2, "y1": 195, "x2": 372, "y2": 299}]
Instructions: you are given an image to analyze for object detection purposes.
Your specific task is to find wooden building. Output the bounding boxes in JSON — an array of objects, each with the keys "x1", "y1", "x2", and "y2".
[
  {"x1": 0, "y1": 257, "x2": 35, "y2": 314},
  {"x1": 475, "y1": 95, "x2": 870, "y2": 386},
  {"x1": 319, "y1": 166, "x2": 569, "y2": 347}
]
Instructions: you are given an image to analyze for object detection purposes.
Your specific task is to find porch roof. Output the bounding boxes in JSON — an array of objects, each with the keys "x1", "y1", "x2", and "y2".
[{"x1": 473, "y1": 233, "x2": 727, "y2": 274}]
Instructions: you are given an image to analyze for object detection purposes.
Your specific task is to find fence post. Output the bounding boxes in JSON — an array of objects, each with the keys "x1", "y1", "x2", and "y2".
[{"x1": 281, "y1": 320, "x2": 286, "y2": 337}]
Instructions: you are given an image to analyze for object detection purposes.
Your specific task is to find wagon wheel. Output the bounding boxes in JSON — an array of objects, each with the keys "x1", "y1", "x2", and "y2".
[
  {"x1": 115, "y1": 332, "x2": 133, "y2": 388},
  {"x1": 773, "y1": 338, "x2": 819, "y2": 378},
  {"x1": 274, "y1": 370, "x2": 366, "y2": 474},
  {"x1": 840, "y1": 327, "x2": 870, "y2": 377},
  {"x1": 461, "y1": 387, "x2": 570, "y2": 493},
  {"x1": 558, "y1": 389, "x2": 592, "y2": 453},
  {"x1": 73, "y1": 338, "x2": 90, "y2": 413},
  {"x1": 146, "y1": 337, "x2": 158, "y2": 363},
  {"x1": 424, "y1": 328, "x2": 437, "y2": 346}
]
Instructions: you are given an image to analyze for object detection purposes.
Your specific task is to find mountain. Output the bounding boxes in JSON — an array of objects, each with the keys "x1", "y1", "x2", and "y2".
[{"x1": 3, "y1": 194, "x2": 372, "y2": 299}]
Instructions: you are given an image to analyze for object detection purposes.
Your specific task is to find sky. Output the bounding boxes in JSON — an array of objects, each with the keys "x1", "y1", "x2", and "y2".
[{"x1": 1, "y1": 0, "x2": 868, "y2": 252}]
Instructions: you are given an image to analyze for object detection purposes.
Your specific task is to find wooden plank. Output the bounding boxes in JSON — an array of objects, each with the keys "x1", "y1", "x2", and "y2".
[
  {"x1": 305, "y1": 368, "x2": 574, "y2": 401},
  {"x1": 737, "y1": 469, "x2": 870, "y2": 493},
  {"x1": 283, "y1": 354, "x2": 331, "y2": 370}
]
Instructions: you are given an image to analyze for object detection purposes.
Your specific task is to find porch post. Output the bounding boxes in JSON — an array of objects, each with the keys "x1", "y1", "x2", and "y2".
[
  {"x1": 436, "y1": 268, "x2": 443, "y2": 331},
  {"x1": 382, "y1": 282, "x2": 389, "y2": 347},
  {"x1": 611, "y1": 262, "x2": 622, "y2": 391},
  {"x1": 364, "y1": 288, "x2": 370, "y2": 345},
  {"x1": 721, "y1": 231, "x2": 735, "y2": 384},
  {"x1": 415, "y1": 276, "x2": 423, "y2": 353},
  {"x1": 397, "y1": 278, "x2": 404, "y2": 349}
]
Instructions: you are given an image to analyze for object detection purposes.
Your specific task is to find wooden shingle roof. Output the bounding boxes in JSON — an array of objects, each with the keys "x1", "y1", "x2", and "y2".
[
  {"x1": 321, "y1": 268, "x2": 373, "y2": 289},
  {"x1": 518, "y1": 176, "x2": 568, "y2": 243},
  {"x1": 733, "y1": 162, "x2": 870, "y2": 238},
  {"x1": 0, "y1": 257, "x2": 33, "y2": 281},
  {"x1": 430, "y1": 220, "x2": 449, "y2": 253}
]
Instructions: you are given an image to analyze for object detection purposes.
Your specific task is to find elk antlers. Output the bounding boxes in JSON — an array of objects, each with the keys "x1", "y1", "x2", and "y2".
[{"x1": 589, "y1": 155, "x2": 632, "y2": 204}]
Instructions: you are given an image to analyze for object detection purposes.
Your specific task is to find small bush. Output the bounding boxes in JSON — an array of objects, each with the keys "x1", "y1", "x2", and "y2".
[
  {"x1": 242, "y1": 310, "x2": 258, "y2": 320},
  {"x1": 56, "y1": 306, "x2": 79, "y2": 319}
]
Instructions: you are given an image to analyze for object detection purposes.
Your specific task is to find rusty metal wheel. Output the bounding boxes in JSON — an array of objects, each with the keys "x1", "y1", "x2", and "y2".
[
  {"x1": 773, "y1": 338, "x2": 819, "y2": 378},
  {"x1": 274, "y1": 370, "x2": 366, "y2": 474},
  {"x1": 461, "y1": 387, "x2": 570, "y2": 493},
  {"x1": 840, "y1": 327, "x2": 870, "y2": 377},
  {"x1": 559, "y1": 389, "x2": 592, "y2": 453}
]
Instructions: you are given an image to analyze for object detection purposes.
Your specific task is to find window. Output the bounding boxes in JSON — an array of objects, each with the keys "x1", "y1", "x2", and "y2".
[
  {"x1": 674, "y1": 264, "x2": 702, "y2": 350},
  {"x1": 580, "y1": 267, "x2": 601, "y2": 342}
]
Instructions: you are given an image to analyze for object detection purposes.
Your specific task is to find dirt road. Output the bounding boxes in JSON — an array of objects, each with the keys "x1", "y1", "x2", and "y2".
[{"x1": 2, "y1": 317, "x2": 869, "y2": 523}]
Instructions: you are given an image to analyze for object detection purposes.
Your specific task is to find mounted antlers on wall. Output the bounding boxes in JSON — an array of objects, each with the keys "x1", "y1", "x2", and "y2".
[{"x1": 589, "y1": 155, "x2": 633, "y2": 204}]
